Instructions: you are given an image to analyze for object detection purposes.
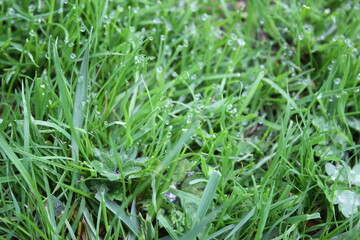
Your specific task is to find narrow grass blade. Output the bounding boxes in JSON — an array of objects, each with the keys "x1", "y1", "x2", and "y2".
[
  {"x1": 180, "y1": 211, "x2": 217, "y2": 240},
  {"x1": 157, "y1": 214, "x2": 179, "y2": 240},
  {"x1": 95, "y1": 191, "x2": 140, "y2": 237},
  {"x1": 158, "y1": 123, "x2": 197, "y2": 171},
  {"x1": 286, "y1": 213, "x2": 321, "y2": 224},
  {"x1": 224, "y1": 207, "x2": 256, "y2": 239},
  {"x1": 238, "y1": 71, "x2": 264, "y2": 115},
  {"x1": 254, "y1": 186, "x2": 274, "y2": 240},
  {"x1": 71, "y1": 43, "x2": 90, "y2": 159}
]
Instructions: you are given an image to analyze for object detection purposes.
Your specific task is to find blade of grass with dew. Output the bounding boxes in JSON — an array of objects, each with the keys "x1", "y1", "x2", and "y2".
[
  {"x1": 0, "y1": 134, "x2": 54, "y2": 236},
  {"x1": 238, "y1": 71, "x2": 264, "y2": 116},
  {"x1": 71, "y1": 42, "x2": 90, "y2": 160}
]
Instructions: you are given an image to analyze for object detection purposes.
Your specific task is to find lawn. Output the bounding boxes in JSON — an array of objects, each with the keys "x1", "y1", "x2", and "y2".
[{"x1": 0, "y1": 0, "x2": 360, "y2": 239}]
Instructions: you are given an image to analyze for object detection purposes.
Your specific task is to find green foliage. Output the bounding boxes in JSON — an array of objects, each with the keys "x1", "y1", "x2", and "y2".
[{"x1": 0, "y1": 0, "x2": 360, "y2": 239}]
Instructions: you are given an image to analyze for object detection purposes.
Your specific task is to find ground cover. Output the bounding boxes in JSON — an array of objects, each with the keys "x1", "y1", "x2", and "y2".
[{"x1": 0, "y1": 0, "x2": 360, "y2": 239}]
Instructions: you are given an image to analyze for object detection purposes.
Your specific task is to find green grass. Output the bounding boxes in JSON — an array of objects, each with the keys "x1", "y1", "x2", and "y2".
[{"x1": 1, "y1": 0, "x2": 360, "y2": 239}]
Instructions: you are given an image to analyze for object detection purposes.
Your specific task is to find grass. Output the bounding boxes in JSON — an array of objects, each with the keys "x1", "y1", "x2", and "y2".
[{"x1": 0, "y1": 0, "x2": 360, "y2": 239}]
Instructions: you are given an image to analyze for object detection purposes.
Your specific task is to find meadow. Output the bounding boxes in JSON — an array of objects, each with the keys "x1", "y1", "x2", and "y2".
[{"x1": 0, "y1": 0, "x2": 360, "y2": 239}]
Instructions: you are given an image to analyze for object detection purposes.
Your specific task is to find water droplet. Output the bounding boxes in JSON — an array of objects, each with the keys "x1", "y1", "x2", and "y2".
[
  {"x1": 68, "y1": 42, "x2": 74, "y2": 47},
  {"x1": 153, "y1": 18, "x2": 161, "y2": 24},
  {"x1": 40, "y1": 84, "x2": 45, "y2": 88},
  {"x1": 58, "y1": 8, "x2": 63, "y2": 14},
  {"x1": 160, "y1": 35, "x2": 166, "y2": 41},
  {"x1": 70, "y1": 53, "x2": 76, "y2": 59},
  {"x1": 201, "y1": 13, "x2": 208, "y2": 21},
  {"x1": 109, "y1": 11, "x2": 115, "y2": 19},
  {"x1": 80, "y1": 24, "x2": 86, "y2": 32},
  {"x1": 237, "y1": 39, "x2": 245, "y2": 46},
  {"x1": 334, "y1": 78, "x2": 341, "y2": 85},
  {"x1": 8, "y1": 7, "x2": 15, "y2": 15},
  {"x1": 28, "y1": 4, "x2": 35, "y2": 11},
  {"x1": 29, "y1": 30, "x2": 36, "y2": 37},
  {"x1": 149, "y1": 37, "x2": 153, "y2": 41},
  {"x1": 172, "y1": 72, "x2": 178, "y2": 78},
  {"x1": 156, "y1": 66, "x2": 163, "y2": 73},
  {"x1": 78, "y1": 76, "x2": 84, "y2": 83},
  {"x1": 324, "y1": 8, "x2": 331, "y2": 14}
]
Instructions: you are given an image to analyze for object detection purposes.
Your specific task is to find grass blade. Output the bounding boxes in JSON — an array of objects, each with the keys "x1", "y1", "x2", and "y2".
[
  {"x1": 95, "y1": 191, "x2": 140, "y2": 237},
  {"x1": 194, "y1": 170, "x2": 221, "y2": 225}
]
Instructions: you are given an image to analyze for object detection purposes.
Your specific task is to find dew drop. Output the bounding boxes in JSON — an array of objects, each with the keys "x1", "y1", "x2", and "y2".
[
  {"x1": 28, "y1": 4, "x2": 35, "y2": 11},
  {"x1": 8, "y1": 7, "x2": 15, "y2": 15},
  {"x1": 80, "y1": 24, "x2": 86, "y2": 32},
  {"x1": 70, "y1": 53, "x2": 76, "y2": 59},
  {"x1": 156, "y1": 66, "x2": 163, "y2": 73},
  {"x1": 237, "y1": 39, "x2": 245, "y2": 46},
  {"x1": 153, "y1": 18, "x2": 161, "y2": 24},
  {"x1": 201, "y1": 13, "x2": 208, "y2": 21},
  {"x1": 29, "y1": 30, "x2": 36, "y2": 37},
  {"x1": 334, "y1": 78, "x2": 341, "y2": 85}
]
